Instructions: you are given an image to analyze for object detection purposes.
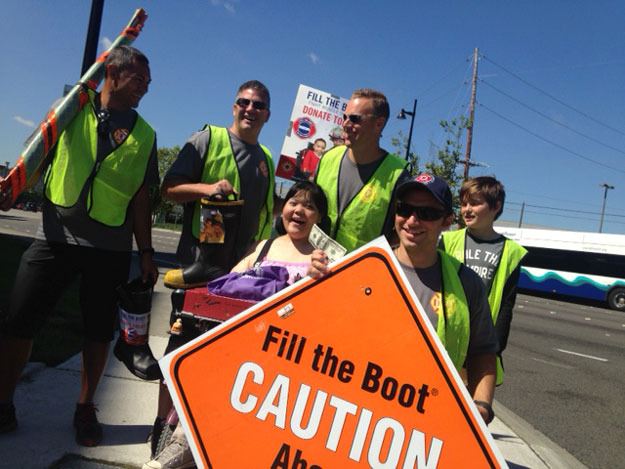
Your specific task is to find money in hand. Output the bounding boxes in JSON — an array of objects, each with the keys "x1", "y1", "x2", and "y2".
[{"x1": 308, "y1": 224, "x2": 347, "y2": 263}]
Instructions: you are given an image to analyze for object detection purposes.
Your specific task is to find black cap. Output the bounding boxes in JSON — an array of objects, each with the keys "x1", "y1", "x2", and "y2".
[{"x1": 396, "y1": 173, "x2": 453, "y2": 213}]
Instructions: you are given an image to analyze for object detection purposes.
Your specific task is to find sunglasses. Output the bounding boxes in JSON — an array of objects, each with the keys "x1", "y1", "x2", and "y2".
[
  {"x1": 396, "y1": 201, "x2": 447, "y2": 221},
  {"x1": 342, "y1": 113, "x2": 374, "y2": 124},
  {"x1": 235, "y1": 97, "x2": 268, "y2": 110}
]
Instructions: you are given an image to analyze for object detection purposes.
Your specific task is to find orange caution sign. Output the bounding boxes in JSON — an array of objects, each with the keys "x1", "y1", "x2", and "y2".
[{"x1": 161, "y1": 239, "x2": 507, "y2": 468}]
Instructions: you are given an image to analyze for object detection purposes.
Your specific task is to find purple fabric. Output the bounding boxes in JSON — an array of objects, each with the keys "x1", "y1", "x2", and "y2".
[{"x1": 206, "y1": 265, "x2": 290, "y2": 301}]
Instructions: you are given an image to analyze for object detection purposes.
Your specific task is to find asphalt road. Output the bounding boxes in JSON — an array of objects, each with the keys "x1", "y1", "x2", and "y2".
[
  {"x1": 0, "y1": 208, "x2": 181, "y2": 263},
  {"x1": 3, "y1": 208, "x2": 622, "y2": 467},
  {"x1": 497, "y1": 294, "x2": 625, "y2": 469}
]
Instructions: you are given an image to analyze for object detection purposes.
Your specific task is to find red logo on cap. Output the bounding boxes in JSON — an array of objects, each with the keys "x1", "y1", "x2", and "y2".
[{"x1": 416, "y1": 173, "x2": 434, "y2": 184}]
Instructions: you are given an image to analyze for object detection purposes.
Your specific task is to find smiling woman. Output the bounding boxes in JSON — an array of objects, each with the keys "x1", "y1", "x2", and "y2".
[{"x1": 231, "y1": 181, "x2": 328, "y2": 284}]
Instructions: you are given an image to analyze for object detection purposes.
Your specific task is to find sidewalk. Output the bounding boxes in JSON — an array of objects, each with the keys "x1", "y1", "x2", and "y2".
[{"x1": 0, "y1": 274, "x2": 587, "y2": 469}]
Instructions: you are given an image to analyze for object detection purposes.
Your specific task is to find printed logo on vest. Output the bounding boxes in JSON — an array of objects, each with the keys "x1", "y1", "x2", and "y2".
[
  {"x1": 360, "y1": 186, "x2": 377, "y2": 203},
  {"x1": 259, "y1": 159, "x2": 269, "y2": 178},
  {"x1": 113, "y1": 128, "x2": 130, "y2": 145}
]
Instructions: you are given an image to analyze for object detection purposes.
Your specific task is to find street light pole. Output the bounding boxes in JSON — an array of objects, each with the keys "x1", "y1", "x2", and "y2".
[
  {"x1": 599, "y1": 183, "x2": 615, "y2": 233},
  {"x1": 81, "y1": 0, "x2": 105, "y2": 76},
  {"x1": 397, "y1": 99, "x2": 417, "y2": 172}
]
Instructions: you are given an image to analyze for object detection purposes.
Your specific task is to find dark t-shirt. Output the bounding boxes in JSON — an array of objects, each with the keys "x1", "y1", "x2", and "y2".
[
  {"x1": 38, "y1": 97, "x2": 159, "y2": 252},
  {"x1": 399, "y1": 257, "x2": 498, "y2": 356},
  {"x1": 463, "y1": 232, "x2": 505, "y2": 293},
  {"x1": 163, "y1": 126, "x2": 270, "y2": 266},
  {"x1": 331, "y1": 149, "x2": 410, "y2": 241}
]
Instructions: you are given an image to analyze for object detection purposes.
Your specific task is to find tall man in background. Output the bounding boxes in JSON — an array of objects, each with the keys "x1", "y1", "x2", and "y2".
[{"x1": 314, "y1": 88, "x2": 409, "y2": 252}]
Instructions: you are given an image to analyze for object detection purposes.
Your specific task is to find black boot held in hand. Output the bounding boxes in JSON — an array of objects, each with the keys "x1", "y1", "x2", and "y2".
[
  {"x1": 114, "y1": 277, "x2": 162, "y2": 381},
  {"x1": 164, "y1": 197, "x2": 244, "y2": 289}
]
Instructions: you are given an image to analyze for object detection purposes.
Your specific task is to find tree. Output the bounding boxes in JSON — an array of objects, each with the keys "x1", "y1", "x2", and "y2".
[
  {"x1": 424, "y1": 116, "x2": 469, "y2": 213},
  {"x1": 152, "y1": 145, "x2": 180, "y2": 223},
  {"x1": 390, "y1": 130, "x2": 419, "y2": 175}
]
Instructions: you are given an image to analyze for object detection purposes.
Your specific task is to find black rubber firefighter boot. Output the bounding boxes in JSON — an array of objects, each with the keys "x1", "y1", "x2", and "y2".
[
  {"x1": 164, "y1": 198, "x2": 243, "y2": 289},
  {"x1": 113, "y1": 278, "x2": 163, "y2": 381}
]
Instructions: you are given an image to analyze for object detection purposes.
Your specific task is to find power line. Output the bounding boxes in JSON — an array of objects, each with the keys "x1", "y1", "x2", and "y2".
[
  {"x1": 507, "y1": 201, "x2": 625, "y2": 219},
  {"x1": 479, "y1": 103, "x2": 625, "y2": 174},
  {"x1": 481, "y1": 54, "x2": 625, "y2": 138},
  {"x1": 481, "y1": 80, "x2": 625, "y2": 156},
  {"x1": 416, "y1": 57, "x2": 472, "y2": 98}
]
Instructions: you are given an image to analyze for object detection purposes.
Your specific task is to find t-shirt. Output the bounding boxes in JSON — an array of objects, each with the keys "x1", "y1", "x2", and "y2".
[
  {"x1": 463, "y1": 232, "x2": 505, "y2": 293},
  {"x1": 164, "y1": 126, "x2": 270, "y2": 266},
  {"x1": 334, "y1": 149, "x2": 410, "y2": 240},
  {"x1": 38, "y1": 96, "x2": 159, "y2": 252},
  {"x1": 398, "y1": 257, "x2": 498, "y2": 357}
]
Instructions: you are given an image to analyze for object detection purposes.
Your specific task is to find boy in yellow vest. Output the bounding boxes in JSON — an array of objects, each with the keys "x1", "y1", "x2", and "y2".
[{"x1": 440, "y1": 176, "x2": 527, "y2": 385}]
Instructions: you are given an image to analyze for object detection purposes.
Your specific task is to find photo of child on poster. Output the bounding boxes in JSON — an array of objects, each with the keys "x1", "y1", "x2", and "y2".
[{"x1": 276, "y1": 84, "x2": 348, "y2": 181}]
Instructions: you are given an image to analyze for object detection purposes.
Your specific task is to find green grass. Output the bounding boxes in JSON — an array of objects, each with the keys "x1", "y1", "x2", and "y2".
[{"x1": 0, "y1": 235, "x2": 83, "y2": 366}]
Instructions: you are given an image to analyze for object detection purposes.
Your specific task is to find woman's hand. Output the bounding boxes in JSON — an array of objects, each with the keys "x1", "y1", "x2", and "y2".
[{"x1": 307, "y1": 249, "x2": 330, "y2": 279}]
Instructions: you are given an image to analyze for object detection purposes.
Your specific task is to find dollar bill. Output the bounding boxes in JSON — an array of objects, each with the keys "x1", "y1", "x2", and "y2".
[{"x1": 308, "y1": 224, "x2": 347, "y2": 263}]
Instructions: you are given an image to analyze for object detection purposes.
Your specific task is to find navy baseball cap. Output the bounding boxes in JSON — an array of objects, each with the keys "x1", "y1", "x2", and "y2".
[{"x1": 396, "y1": 173, "x2": 453, "y2": 213}]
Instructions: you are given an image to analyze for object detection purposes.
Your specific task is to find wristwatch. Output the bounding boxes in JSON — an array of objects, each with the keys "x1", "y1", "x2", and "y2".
[
  {"x1": 473, "y1": 400, "x2": 495, "y2": 424},
  {"x1": 139, "y1": 247, "x2": 155, "y2": 256}
]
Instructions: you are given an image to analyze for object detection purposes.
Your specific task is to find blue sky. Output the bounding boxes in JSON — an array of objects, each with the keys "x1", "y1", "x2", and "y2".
[{"x1": 2, "y1": 1, "x2": 625, "y2": 234}]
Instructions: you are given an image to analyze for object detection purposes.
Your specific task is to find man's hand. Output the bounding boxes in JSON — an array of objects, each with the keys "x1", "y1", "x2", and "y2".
[
  {"x1": 140, "y1": 251, "x2": 159, "y2": 285},
  {"x1": 307, "y1": 249, "x2": 330, "y2": 279},
  {"x1": 209, "y1": 179, "x2": 238, "y2": 198}
]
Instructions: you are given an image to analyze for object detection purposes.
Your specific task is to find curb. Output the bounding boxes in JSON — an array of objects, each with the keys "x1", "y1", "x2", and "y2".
[{"x1": 493, "y1": 401, "x2": 588, "y2": 469}]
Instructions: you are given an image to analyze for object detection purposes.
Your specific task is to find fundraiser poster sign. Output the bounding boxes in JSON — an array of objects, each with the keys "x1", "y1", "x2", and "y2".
[
  {"x1": 275, "y1": 84, "x2": 348, "y2": 180},
  {"x1": 162, "y1": 239, "x2": 507, "y2": 469}
]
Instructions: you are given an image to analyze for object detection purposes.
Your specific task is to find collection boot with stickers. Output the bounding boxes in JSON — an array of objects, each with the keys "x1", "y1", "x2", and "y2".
[
  {"x1": 113, "y1": 277, "x2": 162, "y2": 381},
  {"x1": 163, "y1": 197, "x2": 243, "y2": 289}
]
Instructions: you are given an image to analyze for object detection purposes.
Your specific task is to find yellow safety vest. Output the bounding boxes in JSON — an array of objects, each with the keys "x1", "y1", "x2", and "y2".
[
  {"x1": 44, "y1": 91, "x2": 155, "y2": 227},
  {"x1": 436, "y1": 251, "x2": 471, "y2": 371},
  {"x1": 191, "y1": 125, "x2": 274, "y2": 241},
  {"x1": 315, "y1": 146, "x2": 406, "y2": 251},
  {"x1": 441, "y1": 228, "x2": 527, "y2": 383}
]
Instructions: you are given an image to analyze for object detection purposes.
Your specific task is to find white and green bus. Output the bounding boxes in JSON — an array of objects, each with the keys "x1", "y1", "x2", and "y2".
[{"x1": 495, "y1": 227, "x2": 625, "y2": 311}]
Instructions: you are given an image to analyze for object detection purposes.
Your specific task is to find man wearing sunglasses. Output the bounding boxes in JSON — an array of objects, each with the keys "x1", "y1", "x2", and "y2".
[
  {"x1": 393, "y1": 173, "x2": 498, "y2": 425},
  {"x1": 314, "y1": 88, "x2": 409, "y2": 252},
  {"x1": 0, "y1": 46, "x2": 159, "y2": 446},
  {"x1": 161, "y1": 80, "x2": 275, "y2": 288}
]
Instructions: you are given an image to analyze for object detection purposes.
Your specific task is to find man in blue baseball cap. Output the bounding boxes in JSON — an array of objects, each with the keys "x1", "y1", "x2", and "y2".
[
  {"x1": 393, "y1": 173, "x2": 498, "y2": 424},
  {"x1": 309, "y1": 172, "x2": 498, "y2": 424}
]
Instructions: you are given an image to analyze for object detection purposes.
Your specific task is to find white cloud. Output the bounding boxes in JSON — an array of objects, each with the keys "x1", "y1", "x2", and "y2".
[
  {"x1": 308, "y1": 52, "x2": 320, "y2": 65},
  {"x1": 210, "y1": 0, "x2": 237, "y2": 13},
  {"x1": 100, "y1": 36, "x2": 113, "y2": 50},
  {"x1": 13, "y1": 116, "x2": 35, "y2": 128}
]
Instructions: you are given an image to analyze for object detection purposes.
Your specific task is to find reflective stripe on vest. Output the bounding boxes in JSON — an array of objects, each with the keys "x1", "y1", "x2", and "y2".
[
  {"x1": 315, "y1": 146, "x2": 406, "y2": 252},
  {"x1": 191, "y1": 125, "x2": 274, "y2": 241},
  {"x1": 442, "y1": 228, "x2": 527, "y2": 383},
  {"x1": 436, "y1": 251, "x2": 471, "y2": 372},
  {"x1": 44, "y1": 92, "x2": 155, "y2": 227}
]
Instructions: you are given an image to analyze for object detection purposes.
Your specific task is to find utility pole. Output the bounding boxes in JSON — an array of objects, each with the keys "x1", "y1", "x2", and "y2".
[
  {"x1": 81, "y1": 0, "x2": 105, "y2": 76},
  {"x1": 599, "y1": 183, "x2": 614, "y2": 233},
  {"x1": 518, "y1": 202, "x2": 525, "y2": 228},
  {"x1": 464, "y1": 47, "x2": 479, "y2": 181}
]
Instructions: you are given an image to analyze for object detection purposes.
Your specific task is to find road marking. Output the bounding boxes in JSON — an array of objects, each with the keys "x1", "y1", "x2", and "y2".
[
  {"x1": 550, "y1": 311, "x2": 556, "y2": 315},
  {"x1": 531, "y1": 357, "x2": 574, "y2": 370},
  {"x1": 555, "y1": 348, "x2": 608, "y2": 362},
  {"x1": 584, "y1": 317, "x2": 591, "y2": 321},
  {"x1": 517, "y1": 305, "x2": 524, "y2": 309}
]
